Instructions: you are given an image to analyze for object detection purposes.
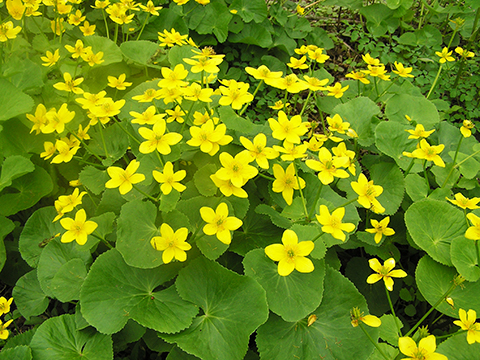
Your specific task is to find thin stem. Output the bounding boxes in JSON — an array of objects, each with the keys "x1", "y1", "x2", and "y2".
[
  {"x1": 403, "y1": 158, "x2": 415, "y2": 177},
  {"x1": 441, "y1": 136, "x2": 463, "y2": 188},
  {"x1": 257, "y1": 172, "x2": 275, "y2": 182},
  {"x1": 358, "y1": 323, "x2": 390, "y2": 360},
  {"x1": 405, "y1": 281, "x2": 457, "y2": 337},
  {"x1": 423, "y1": 160, "x2": 430, "y2": 191},
  {"x1": 136, "y1": 13, "x2": 150, "y2": 40},
  {"x1": 293, "y1": 161, "x2": 309, "y2": 221},
  {"x1": 91, "y1": 233, "x2": 113, "y2": 249},
  {"x1": 239, "y1": 80, "x2": 263, "y2": 116},
  {"x1": 385, "y1": 286, "x2": 402, "y2": 337},
  {"x1": 102, "y1": 9, "x2": 110, "y2": 39},
  {"x1": 132, "y1": 184, "x2": 158, "y2": 202},
  {"x1": 426, "y1": 64, "x2": 443, "y2": 99},
  {"x1": 299, "y1": 89, "x2": 313, "y2": 117},
  {"x1": 334, "y1": 197, "x2": 358, "y2": 211},
  {"x1": 112, "y1": 117, "x2": 141, "y2": 144},
  {"x1": 308, "y1": 182, "x2": 323, "y2": 220},
  {"x1": 97, "y1": 122, "x2": 109, "y2": 158},
  {"x1": 476, "y1": 241, "x2": 480, "y2": 267}
]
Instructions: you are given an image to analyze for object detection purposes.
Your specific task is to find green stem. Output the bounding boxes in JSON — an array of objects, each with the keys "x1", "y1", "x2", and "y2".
[
  {"x1": 334, "y1": 197, "x2": 358, "y2": 211},
  {"x1": 441, "y1": 136, "x2": 463, "y2": 188},
  {"x1": 454, "y1": 148, "x2": 480, "y2": 169},
  {"x1": 257, "y1": 172, "x2": 276, "y2": 182},
  {"x1": 308, "y1": 182, "x2": 323, "y2": 220},
  {"x1": 385, "y1": 286, "x2": 402, "y2": 337},
  {"x1": 239, "y1": 80, "x2": 263, "y2": 116},
  {"x1": 72, "y1": 156, "x2": 104, "y2": 168},
  {"x1": 423, "y1": 160, "x2": 430, "y2": 191},
  {"x1": 91, "y1": 232, "x2": 113, "y2": 249},
  {"x1": 155, "y1": 151, "x2": 164, "y2": 167},
  {"x1": 476, "y1": 241, "x2": 480, "y2": 267},
  {"x1": 113, "y1": 23, "x2": 119, "y2": 44},
  {"x1": 405, "y1": 281, "x2": 457, "y2": 337},
  {"x1": 112, "y1": 117, "x2": 141, "y2": 144},
  {"x1": 97, "y1": 122, "x2": 109, "y2": 158},
  {"x1": 132, "y1": 184, "x2": 158, "y2": 202},
  {"x1": 293, "y1": 161, "x2": 309, "y2": 221},
  {"x1": 136, "y1": 12, "x2": 150, "y2": 40},
  {"x1": 435, "y1": 330, "x2": 466, "y2": 340},
  {"x1": 426, "y1": 64, "x2": 443, "y2": 99},
  {"x1": 403, "y1": 158, "x2": 415, "y2": 177},
  {"x1": 358, "y1": 323, "x2": 390, "y2": 360},
  {"x1": 102, "y1": 9, "x2": 110, "y2": 39},
  {"x1": 299, "y1": 89, "x2": 313, "y2": 117}
]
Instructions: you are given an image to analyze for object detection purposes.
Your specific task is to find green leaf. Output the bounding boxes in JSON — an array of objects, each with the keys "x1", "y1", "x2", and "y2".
[
  {"x1": 451, "y1": 236, "x2": 480, "y2": 282},
  {"x1": 0, "y1": 118, "x2": 46, "y2": 157},
  {"x1": 416, "y1": 255, "x2": 480, "y2": 317},
  {"x1": 0, "y1": 78, "x2": 34, "y2": 122},
  {"x1": 378, "y1": 314, "x2": 404, "y2": 346},
  {"x1": 158, "y1": 190, "x2": 181, "y2": 213},
  {"x1": 79, "y1": 166, "x2": 109, "y2": 195},
  {"x1": 4, "y1": 57, "x2": 43, "y2": 92},
  {"x1": 37, "y1": 238, "x2": 92, "y2": 298},
  {"x1": 89, "y1": 122, "x2": 130, "y2": 165},
  {"x1": 453, "y1": 152, "x2": 480, "y2": 179},
  {"x1": 4, "y1": 329, "x2": 36, "y2": 349},
  {"x1": 112, "y1": 320, "x2": 146, "y2": 352},
  {"x1": 120, "y1": 40, "x2": 163, "y2": 67},
  {"x1": 116, "y1": 199, "x2": 162, "y2": 268},
  {"x1": 196, "y1": 234, "x2": 229, "y2": 261},
  {"x1": 80, "y1": 249, "x2": 197, "y2": 334},
  {"x1": 405, "y1": 173, "x2": 428, "y2": 201},
  {"x1": 83, "y1": 35, "x2": 123, "y2": 67},
  {"x1": 0, "y1": 155, "x2": 35, "y2": 192},
  {"x1": 0, "y1": 216, "x2": 14, "y2": 272},
  {"x1": 230, "y1": 0, "x2": 268, "y2": 23},
  {"x1": 19, "y1": 207, "x2": 64, "y2": 268},
  {"x1": 333, "y1": 96, "x2": 380, "y2": 147},
  {"x1": 0, "y1": 345, "x2": 32, "y2": 360},
  {"x1": 405, "y1": 199, "x2": 466, "y2": 266},
  {"x1": 244, "y1": 249, "x2": 325, "y2": 322},
  {"x1": 228, "y1": 20, "x2": 273, "y2": 48},
  {"x1": 385, "y1": 94, "x2": 440, "y2": 126},
  {"x1": 0, "y1": 166, "x2": 53, "y2": 216},
  {"x1": 50, "y1": 259, "x2": 88, "y2": 302},
  {"x1": 161, "y1": 257, "x2": 269, "y2": 360},
  {"x1": 217, "y1": 106, "x2": 256, "y2": 134},
  {"x1": 375, "y1": 121, "x2": 419, "y2": 170},
  {"x1": 193, "y1": 163, "x2": 217, "y2": 197},
  {"x1": 437, "y1": 329, "x2": 480, "y2": 359},
  {"x1": 370, "y1": 162, "x2": 404, "y2": 215},
  {"x1": 12, "y1": 270, "x2": 49, "y2": 320},
  {"x1": 192, "y1": 1, "x2": 232, "y2": 43},
  {"x1": 256, "y1": 266, "x2": 378, "y2": 360},
  {"x1": 30, "y1": 314, "x2": 113, "y2": 360}
]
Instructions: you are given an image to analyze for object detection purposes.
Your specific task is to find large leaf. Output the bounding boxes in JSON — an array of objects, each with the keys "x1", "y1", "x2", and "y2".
[
  {"x1": 0, "y1": 345, "x2": 32, "y2": 360},
  {"x1": 12, "y1": 270, "x2": 49, "y2": 320},
  {"x1": 333, "y1": 96, "x2": 380, "y2": 147},
  {"x1": 256, "y1": 266, "x2": 378, "y2": 360},
  {"x1": 437, "y1": 329, "x2": 480, "y2": 359},
  {"x1": 370, "y1": 162, "x2": 404, "y2": 215},
  {"x1": 50, "y1": 259, "x2": 88, "y2": 302},
  {"x1": 0, "y1": 155, "x2": 35, "y2": 192},
  {"x1": 243, "y1": 249, "x2": 325, "y2": 322},
  {"x1": 416, "y1": 255, "x2": 480, "y2": 317},
  {"x1": 30, "y1": 314, "x2": 112, "y2": 360},
  {"x1": 385, "y1": 93, "x2": 440, "y2": 126},
  {"x1": 230, "y1": 0, "x2": 268, "y2": 23},
  {"x1": 405, "y1": 199, "x2": 466, "y2": 266},
  {"x1": 0, "y1": 78, "x2": 34, "y2": 122},
  {"x1": 450, "y1": 236, "x2": 480, "y2": 282},
  {"x1": 83, "y1": 35, "x2": 123, "y2": 67},
  {"x1": 0, "y1": 166, "x2": 53, "y2": 216},
  {"x1": 161, "y1": 257, "x2": 269, "y2": 360},
  {"x1": 120, "y1": 40, "x2": 163, "y2": 67},
  {"x1": 0, "y1": 216, "x2": 15, "y2": 272},
  {"x1": 80, "y1": 249, "x2": 197, "y2": 335}
]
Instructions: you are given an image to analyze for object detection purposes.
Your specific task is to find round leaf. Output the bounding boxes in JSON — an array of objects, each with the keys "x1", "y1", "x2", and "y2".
[
  {"x1": 50, "y1": 258, "x2": 88, "y2": 302},
  {"x1": 256, "y1": 266, "x2": 378, "y2": 360},
  {"x1": 385, "y1": 93, "x2": 440, "y2": 126},
  {"x1": 12, "y1": 270, "x2": 49, "y2": 320},
  {"x1": 416, "y1": 255, "x2": 480, "y2": 317},
  {"x1": 0, "y1": 345, "x2": 32, "y2": 360},
  {"x1": 30, "y1": 314, "x2": 112, "y2": 360},
  {"x1": 405, "y1": 199, "x2": 466, "y2": 266},
  {"x1": 437, "y1": 329, "x2": 480, "y2": 359},
  {"x1": 243, "y1": 249, "x2": 325, "y2": 322},
  {"x1": 370, "y1": 162, "x2": 404, "y2": 215},
  {"x1": 80, "y1": 249, "x2": 197, "y2": 335},
  {"x1": 451, "y1": 236, "x2": 480, "y2": 282},
  {"x1": 161, "y1": 257, "x2": 269, "y2": 360}
]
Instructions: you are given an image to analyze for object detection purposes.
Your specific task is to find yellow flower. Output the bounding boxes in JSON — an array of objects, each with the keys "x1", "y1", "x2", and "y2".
[
  {"x1": 405, "y1": 124, "x2": 435, "y2": 139},
  {"x1": 153, "y1": 161, "x2": 186, "y2": 195},
  {"x1": 65, "y1": 39, "x2": 90, "y2": 59},
  {"x1": 398, "y1": 335, "x2": 447, "y2": 360},
  {"x1": 245, "y1": 65, "x2": 283, "y2": 81},
  {"x1": 326, "y1": 82, "x2": 349, "y2": 98},
  {"x1": 296, "y1": 5, "x2": 305, "y2": 15},
  {"x1": 183, "y1": 82, "x2": 214, "y2": 103},
  {"x1": 79, "y1": 21, "x2": 96, "y2": 36},
  {"x1": 367, "y1": 257, "x2": 407, "y2": 291},
  {"x1": 455, "y1": 46, "x2": 475, "y2": 59},
  {"x1": 268, "y1": 110, "x2": 309, "y2": 144},
  {"x1": 187, "y1": 120, "x2": 232, "y2": 155},
  {"x1": 42, "y1": 103, "x2": 75, "y2": 134},
  {"x1": 362, "y1": 65, "x2": 390, "y2": 81},
  {"x1": 53, "y1": 188, "x2": 87, "y2": 221},
  {"x1": 40, "y1": 141, "x2": 56, "y2": 161},
  {"x1": 53, "y1": 72, "x2": 84, "y2": 94},
  {"x1": 308, "y1": 48, "x2": 329, "y2": 63},
  {"x1": 465, "y1": 213, "x2": 480, "y2": 240},
  {"x1": 266, "y1": 73, "x2": 309, "y2": 93},
  {"x1": 410, "y1": 139, "x2": 445, "y2": 167},
  {"x1": 273, "y1": 142, "x2": 308, "y2": 162},
  {"x1": 331, "y1": 142, "x2": 356, "y2": 175},
  {"x1": 27, "y1": 104, "x2": 49, "y2": 134},
  {"x1": 107, "y1": 73, "x2": 132, "y2": 90},
  {"x1": 436, "y1": 47, "x2": 455, "y2": 63},
  {"x1": 50, "y1": 139, "x2": 79, "y2": 164},
  {"x1": 346, "y1": 71, "x2": 370, "y2": 84},
  {"x1": 130, "y1": 106, "x2": 165, "y2": 125},
  {"x1": 81, "y1": 48, "x2": 104, "y2": 66},
  {"x1": 350, "y1": 307, "x2": 381, "y2": 327},
  {"x1": 218, "y1": 80, "x2": 254, "y2": 110},
  {"x1": 0, "y1": 319, "x2": 13, "y2": 340},
  {"x1": 183, "y1": 56, "x2": 223, "y2": 73},
  {"x1": 446, "y1": 193, "x2": 480, "y2": 210},
  {"x1": 287, "y1": 56, "x2": 309, "y2": 70},
  {"x1": 41, "y1": 49, "x2": 60, "y2": 67},
  {"x1": 139, "y1": 0, "x2": 162, "y2": 15},
  {"x1": 60, "y1": 209, "x2": 97, "y2": 245},
  {"x1": 76, "y1": 91, "x2": 107, "y2": 111},
  {"x1": 240, "y1": 133, "x2": 278, "y2": 169},
  {"x1": 0, "y1": 297, "x2": 13, "y2": 316},
  {"x1": 150, "y1": 224, "x2": 191, "y2": 263},
  {"x1": 105, "y1": 159, "x2": 145, "y2": 195},
  {"x1": 269, "y1": 100, "x2": 290, "y2": 110},
  {"x1": 460, "y1": 119, "x2": 474, "y2": 138},
  {"x1": 316, "y1": 205, "x2": 355, "y2": 241},
  {"x1": 272, "y1": 163, "x2": 305, "y2": 205},
  {"x1": 158, "y1": 64, "x2": 189, "y2": 89},
  {"x1": 303, "y1": 75, "x2": 328, "y2": 91},
  {"x1": 327, "y1": 114, "x2": 350, "y2": 134},
  {"x1": 138, "y1": 120, "x2": 182, "y2": 154},
  {"x1": 210, "y1": 174, "x2": 248, "y2": 198},
  {"x1": 366, "y1": 217, "x2": 395, "y2": 244},
  {"x1": 392, "y1": 61, "x2": 414, "y2": 78},
  {"x1": 362, "y1": 53, "x2": 381, "y2": 66},
  {"x1": 0, "y1": 21, "x2": 22, "y2": 42},
  {"x1": 67, "y1": 9, "x2": 86, "y2": 26},
  {"x1": 351, "y1": 173, "x2": 385, "y2": 213},
  {"x1": 453, "y1": 309, "x2": 480, "y2": 344},
  {"x1": 215, "y1": 151, "x2": 258, "y2": 188},
  {"x1": 166, "y1": 105, "x2": 186, "y2": 124},
  {"x1": 6, "y1": 0, "x2": 25, "y2": 20},
  {"x1": 50, "y1": 18, "x2": 65, "y2": 36},
  {"x1": 200, "y1": 203, "x2": 242, "y2": 244},
  {"x1": 132, "y1": 88, "x2": 161, "y2": 103},
  {"x1": 306, "y1": 147, "x2": 349, "y2": 185},
  {"x1": 265, "y1": 229, "x2": 314, "y2": 276},
  {"x1": 90, "y1": 98, "x2": 125, "y2": 118}
]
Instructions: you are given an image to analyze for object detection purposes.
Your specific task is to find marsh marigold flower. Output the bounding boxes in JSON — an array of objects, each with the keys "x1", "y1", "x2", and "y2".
[
  {"x1": 465, "y1": 213, "x2": 480, "y2": 240},
  {"x1": 215, "y1": 151, "x2": 258, "y2": 188},
  {"x1": 351, "y1": 173, "x2": 385, "y2": 213},
  {"x1": 326, "y1": 82, "x2": 349, "y2": 98},
  {"x1": 453, "y1": 308, "x2": 480, "y2": 344},
  {"x1": 0, "y1": 319, "x2": 13, "y2": 340},
  {"x1": 392, "y1": 61, "x2": 414, "y2": 78},
  {"x1": 446, "y1": 193, "x2": 480, "y2": 210},
  {"x1": 41, "y1": 49, "x2": 60, "y2": 67},
  {"x1": 406, "y1": 124, "x2": 435, "y2": 139},
  {"x1": 245, "y1": 65, "x2": 283, "y2": 82},
  {"x1": 367, "y1": 257, "x2": 407, "y2": 291},
  {"x1": 268, "y1": 110, "x2": 309, "y2": 144},
  {"x1": 150, "y1": 224, "x2": 191, "y2": 263},
  {"x1": 460, "y1": 120, "x2": 474, "y2": 138},
  {"x1": 138, "y1": 120, "x2": 182, "y2": 155},
  {"x1": 0, "y1": 297, "x2": 13, "y2": 316},
  {"x1": 350, "y1": 307, "x2": 381, "y2": 328},
  {"x1": 200, "y1": 203, "x2": 242, "y2": 244},
  {"x1": 108, "y1": 73, "x2": 132, "y2": 90},
  {"x1": 60, "y1": 209, "x2": 98, "y2": 245},
  {"x1": 240, "y1": 133, "x2": 279, "y2": 169},
  {"x1": 436, "y1": 47, "x2": 455, "y2": 63},
  {"x1": 153, "y1": 161, "x2": 186, "y2": 195},
  {"x1": 80, "y1": 21, "x2": 95, "y2": 36},
  {"x1": 105, "y1": 159, "x2": 145, "y2": 195},
  {"x1": 366, "y1": 217, "x2": 395, "y2": 244},
  {"x1": 265, "y1": 229, "x2": 314, "y2": 276},
  {"x1": 398, "y1": 335, "x2": 447, "y2": 360},
  {"x1": 218, "y1": 80, "x2": 254, "y2": 110},
  {"x1": 409, "y1": 139, "x2": 445, "y2": 167},
  {"x1": 187, "y1": 120, "x2": 232, "y2": 155},
  {"x1": 272, "y1": 163, "x2": 306, "y2": 205},
  {"x1": 306, "y1": 148, "x2": 349, "y2": 185},
  {"x1": 316, "y1": 205, "x2": 355, "y2": 241},
  {"x1": 53, "y1": 72, "x2": 84, "y2": 94}
]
